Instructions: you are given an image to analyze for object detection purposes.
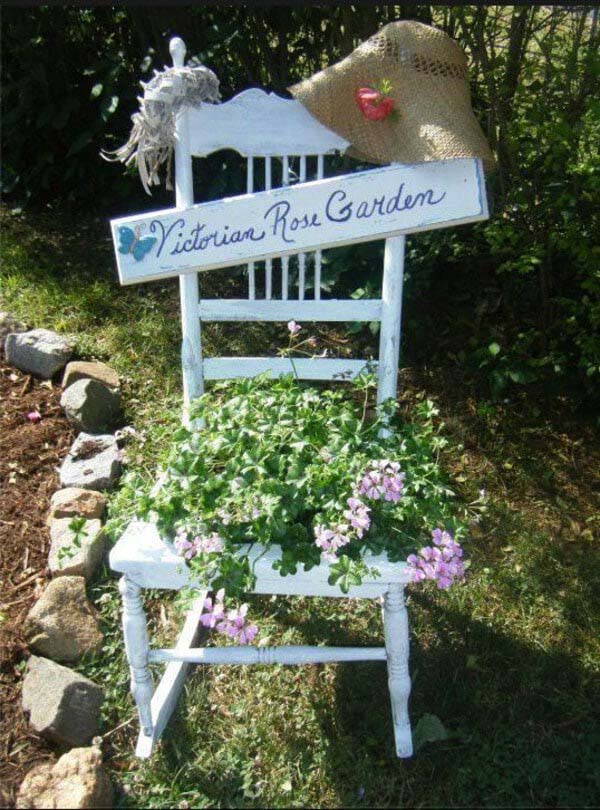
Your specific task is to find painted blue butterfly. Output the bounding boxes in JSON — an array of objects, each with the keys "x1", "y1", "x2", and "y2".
[{"x1": 118, "y1": 226, "x2": 157, "y2": 262}]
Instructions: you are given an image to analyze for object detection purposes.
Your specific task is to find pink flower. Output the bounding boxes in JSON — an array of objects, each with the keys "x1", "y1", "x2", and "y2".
[
  {"x1": 432, "y1": 529, "x2": 454, "y2": 547},
  {"x1": 198, "y1": 590, "x2": 260, "y2": 644},
  {"x1": 358, "y1": 470, "x2": 383, "y2": 500},
  {"x1": 175, "y1": 528, "x2": 224, "y2": 558},
  {"x1": 224, "y1": 604, "x2": 248, "y2": 635},
  {"x1": 419, "y1": 561, "x2": 436, "y2": 579},
  {"x1": 406, "y1": 529, "x2": 466, "y2": 589},
  {"x1": 238, "y1": 623, "x2": 259, "y2": 644},
  {"x1": 174, "y1": 530, "x2": 198, "y2": 560},
  {"x1": 357, "y1": 460, "x2": 405, "y2": 503},
  {"x1": 382, "y1": 474, "x2": 404, "y2": 502},
  {"x1": 200, "y1": 588, "x2": 226, "y2": 628},
  {"x1": 287, "y1": 320, "x2": 301, "y2": 336},
  {"x1": 197, "y1": 533, "x2": 224, "y2": 554},
  {"x1": 221, "y1": 604, "x2": 259, "y2": 645},
  {"x1": 343, "y1": 497, "x2": 371, "y2": 538},
  {"x1": 26, "y1": 410, "x2": 41, "y2": 423},
  {"x1": 314, "y1": 523, "x2": 351, "y2": 561},
  {"x1": 314, "y1": 526, "x2": 334, "y2": 548}
]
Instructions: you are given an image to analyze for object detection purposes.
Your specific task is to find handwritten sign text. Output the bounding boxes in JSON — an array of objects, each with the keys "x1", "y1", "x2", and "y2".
[{"x1": 111, "y1": 159, "x2": 487, "y2": 285}]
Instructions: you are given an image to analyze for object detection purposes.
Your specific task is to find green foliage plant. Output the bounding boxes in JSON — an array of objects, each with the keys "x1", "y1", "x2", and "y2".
[
  {"x1": 120, "y1": 330, "x2": 468, "y2": 640},
  {"x1": 57, "y1": 516, "x2": 89, "y2": 565}
]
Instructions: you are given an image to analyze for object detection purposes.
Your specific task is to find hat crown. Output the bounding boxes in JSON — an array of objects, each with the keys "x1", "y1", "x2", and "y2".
[
  {"x1": 362, "y1": 21, "x2": 466, "y2": 61},
  {"x1": 289, "y1": 20, "x2": 495, "y2": 173},
  {"x1": 356, "y1": 20, "x2": 468, "y2": 80}
]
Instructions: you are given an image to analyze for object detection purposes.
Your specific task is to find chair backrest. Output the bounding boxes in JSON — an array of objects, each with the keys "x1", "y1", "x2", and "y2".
[{"x1": 169, "y1": 38, "x2": 405, "y2": 425}]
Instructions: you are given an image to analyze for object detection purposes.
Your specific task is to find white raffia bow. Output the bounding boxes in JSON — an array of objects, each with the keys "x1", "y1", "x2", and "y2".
[{"x1": 102, "y1": 59, "x2": 221, "y2": 195}]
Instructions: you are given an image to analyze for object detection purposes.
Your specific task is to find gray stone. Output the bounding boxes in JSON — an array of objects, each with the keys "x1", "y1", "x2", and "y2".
[
  {"x1": 5, "y1": 328, "x2": 73, "y2": 379},
  {"x1": 60, "y1": 379, "x2": 121, "y2": 433},
  {"x1": 59, "y1": 433, "x2": 121, "y2": 491},
  {"x1": 16, "y1": 747, "x2": 113, "y2": 809},
  {"x1": 62, "y1": 360, "x2": 120, "y2": 391},
  {"x1": 48, "y1": 488, "x2": 107, "y2": 523},
  {"x1": 24, "y1": 576, "x2": 103, "y2": 663},
  {"x1": 0, "y1": 311, "x2": 27, "y2": 354},
  {"x1": 22, "y1": 656, "x2": 104, "y2": 747},
  {"x1": 48, "y1": 518, "x2": 106, "y2": 581}
]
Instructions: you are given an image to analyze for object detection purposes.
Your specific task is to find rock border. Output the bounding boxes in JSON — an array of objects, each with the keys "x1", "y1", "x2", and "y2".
[{"x1": 3, "y1": 317, "x2": 130, "y2": 808}]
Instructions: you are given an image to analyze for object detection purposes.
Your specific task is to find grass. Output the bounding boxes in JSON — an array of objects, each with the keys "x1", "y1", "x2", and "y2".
[{"x1": 2, "y1": 206, "x2": 599, "y2": 807}]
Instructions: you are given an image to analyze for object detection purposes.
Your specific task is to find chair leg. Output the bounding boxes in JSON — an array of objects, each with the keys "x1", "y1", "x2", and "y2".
[
  {"x1": 383, "y1": 583, "x2": 413, "y2": 758},
  {"x1": 135, "y1": 594, "x2": 206, "y2": 759},
  {"x1": 119, "y1": 576, "x2": 154, "y2": 738}
]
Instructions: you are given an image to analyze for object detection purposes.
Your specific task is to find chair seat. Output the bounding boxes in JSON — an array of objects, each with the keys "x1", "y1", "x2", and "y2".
[{"x1": 110, "y1": 520, "x2": 410, "y2": 598}]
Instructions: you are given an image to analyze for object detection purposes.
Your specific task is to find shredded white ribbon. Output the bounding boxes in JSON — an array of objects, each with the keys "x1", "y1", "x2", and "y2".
[{"x1": 102, "y1": 58, "x2": 220, "y2": 195}]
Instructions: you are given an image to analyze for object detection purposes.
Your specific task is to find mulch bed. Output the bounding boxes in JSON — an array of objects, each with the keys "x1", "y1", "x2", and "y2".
[{"x1": 0, "y1": 362, "x2": 75, "y2": 806}]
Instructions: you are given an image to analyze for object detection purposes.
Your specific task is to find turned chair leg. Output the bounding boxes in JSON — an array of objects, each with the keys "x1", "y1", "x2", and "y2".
[
  {"x1": 119, "y1": 576, "x2": 154, "y2": 738},
  {"x1": 383, "y1": 583, "x2": 413, "y2": 757}
]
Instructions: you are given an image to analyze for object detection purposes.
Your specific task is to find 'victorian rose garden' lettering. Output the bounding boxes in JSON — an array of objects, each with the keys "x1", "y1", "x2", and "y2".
[{"x1": 111, "y1": 159, "x2": 487, "y2": 285}]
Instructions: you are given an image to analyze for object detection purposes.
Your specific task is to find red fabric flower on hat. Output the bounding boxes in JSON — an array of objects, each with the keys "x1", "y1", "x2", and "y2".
[{"x1": 355, "y1": 81, "x2": 395, "y2": 121}]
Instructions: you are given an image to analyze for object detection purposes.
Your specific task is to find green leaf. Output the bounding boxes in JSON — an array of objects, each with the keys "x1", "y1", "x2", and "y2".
[
  {"x1": 100, "y1": 95, "x2": 119, "y2": 121},
  {"x1": 488, "y1": 342, "x2": 501, "y2": 357},
  {"x1": 413, "y1": 713, "x2": 449, "y2": 752},
  {"x1": 90, "y1": 83, "x2": 103, "y2": 99},
  {"x1": 508, "y1": 369, "x2": 535, "y2": 384}
]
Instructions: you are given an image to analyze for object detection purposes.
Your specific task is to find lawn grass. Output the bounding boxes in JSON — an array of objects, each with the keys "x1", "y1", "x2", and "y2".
[{"x1": 2, "y1": 207, "x2": 599, "y2": 808}]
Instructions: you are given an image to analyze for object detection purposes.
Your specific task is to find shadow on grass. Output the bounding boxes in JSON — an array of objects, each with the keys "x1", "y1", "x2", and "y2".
[{"x1": 321, "y1": 591, "x2": 600, "y2": 808}]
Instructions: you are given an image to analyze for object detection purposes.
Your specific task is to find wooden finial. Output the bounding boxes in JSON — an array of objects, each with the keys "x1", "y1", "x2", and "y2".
[{"x1": 169, "y1": 37, "x2": 186, "y2": 68}]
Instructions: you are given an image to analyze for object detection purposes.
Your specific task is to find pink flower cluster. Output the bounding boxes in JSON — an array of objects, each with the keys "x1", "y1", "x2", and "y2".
[
  {"x1": 314, "y1": 459, "x2": 405, "y2": 564},
  {"x1": 199, "y1": 588, "x2": 258, "y2": 645},
  {"x1": 174, "y1": 527, "x2": 224, "y2": 559},
  {"x1": 358, "y1": 460, "x2": 405, "y2": 502},
  {"x1": 406, "y1": 529, "x2": 465, "y2": 589},
  {"x1": 343, "y1": 497, "x2": 371, "y2": 538},
  {"x1": 314, "y1": 523, "x2": 352, "y2": 563}
]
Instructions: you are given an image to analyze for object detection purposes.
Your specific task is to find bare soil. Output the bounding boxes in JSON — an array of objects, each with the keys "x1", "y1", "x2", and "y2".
[
  {"x1": 0, "y1": 362, "x2": 75, "y2": 806},
  {"x1": 71, "y1": 438, "x2": 106, "y2": 461}
]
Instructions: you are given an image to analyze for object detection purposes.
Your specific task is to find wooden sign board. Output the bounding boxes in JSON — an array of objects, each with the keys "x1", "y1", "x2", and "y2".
[{"x1": 111, "y1": 158, "x2": 487, "y2": 285}]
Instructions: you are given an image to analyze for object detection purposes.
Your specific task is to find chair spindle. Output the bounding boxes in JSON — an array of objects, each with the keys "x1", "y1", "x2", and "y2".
[
  {"x1": 281, "y1": 155, "x2": 290, "y2": 300},
  {"x1": 298, "y1": 156, "x2": 307, "y2": 300},
  {"x1": 246, "y1": 157, "x2": 256, "y2": 299},
  {"x1": 315, "y1": 154, "x2": 325, "y2": 300},
  {"x1": 265, "y1": 157, "x2": 273, "y2": 299}
]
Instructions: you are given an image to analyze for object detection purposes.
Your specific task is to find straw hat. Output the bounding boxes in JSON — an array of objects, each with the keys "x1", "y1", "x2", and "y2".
[{"x1": 289, "y1": 20, "x2": 495, "y2": 172}]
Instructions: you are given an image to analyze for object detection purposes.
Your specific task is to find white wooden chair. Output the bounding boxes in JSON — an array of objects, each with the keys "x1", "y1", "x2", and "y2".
[{"x1": 109, "y1": 37, "x2": 412, "y2": 760}]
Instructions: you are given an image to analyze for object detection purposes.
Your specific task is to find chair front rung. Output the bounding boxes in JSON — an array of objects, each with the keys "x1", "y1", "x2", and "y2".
[{"x1": 149, "y1": 645, "x2": 387, "y2": 665}]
